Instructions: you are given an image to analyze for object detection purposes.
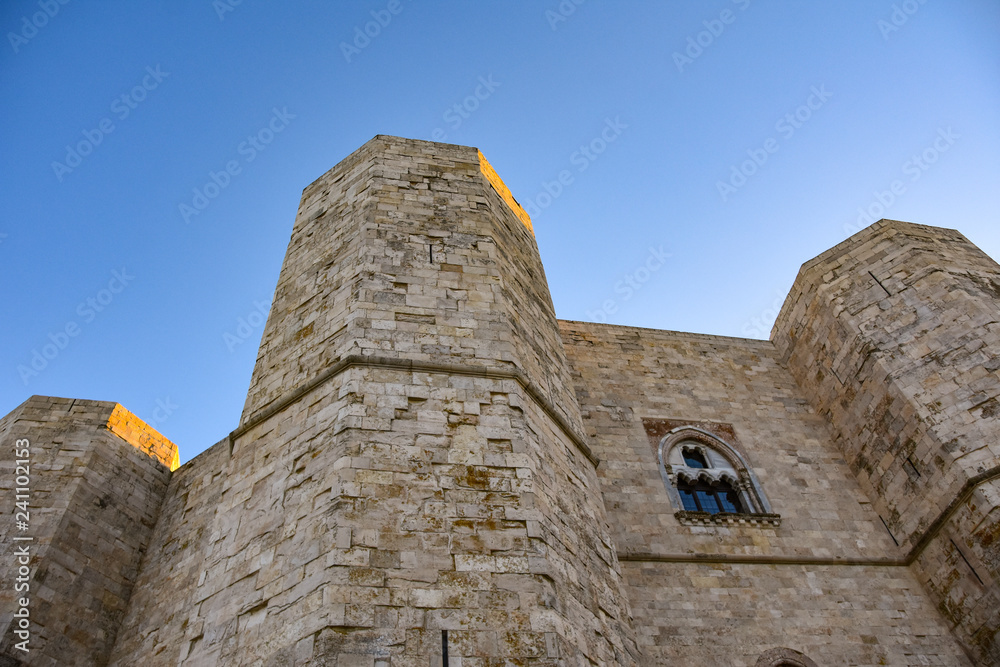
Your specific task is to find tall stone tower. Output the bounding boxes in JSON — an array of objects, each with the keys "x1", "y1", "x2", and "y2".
[
  {"x1": 773, "y1": 220, "x2": 1000, "y2": 661},
  {"x1": 107, "y1": 136, "x2": 638, "y2": 665}
]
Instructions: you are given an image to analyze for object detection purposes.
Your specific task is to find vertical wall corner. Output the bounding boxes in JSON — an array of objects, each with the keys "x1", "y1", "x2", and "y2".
[
  {"x1": 477, "y1": 149, "x2": 533, "y2": 235},
  {"x1": 106, "y1": 403, "x2": 180, "y2": 471}
]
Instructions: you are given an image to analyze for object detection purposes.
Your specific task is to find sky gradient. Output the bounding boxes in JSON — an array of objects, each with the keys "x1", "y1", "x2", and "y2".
[{"x1": 3, "y1": 1, "x2": 998, "y2": 463}]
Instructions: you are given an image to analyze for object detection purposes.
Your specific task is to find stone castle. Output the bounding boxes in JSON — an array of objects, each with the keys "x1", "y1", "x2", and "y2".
[{"x1": 2, "y1": 136, "x2": 998, "y2": 666}]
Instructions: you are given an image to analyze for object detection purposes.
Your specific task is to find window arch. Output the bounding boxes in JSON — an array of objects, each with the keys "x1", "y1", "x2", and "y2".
[
  {"x1": 754, "y1": 647, "x2": 819, "y2": 667},
  {"x1": 657, "y1": 426, "x2": 780, "y2": 526}
]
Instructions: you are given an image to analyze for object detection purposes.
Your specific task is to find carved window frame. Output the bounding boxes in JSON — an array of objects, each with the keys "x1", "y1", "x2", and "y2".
[
  {"x1": 755, "y1": 647, "x2": 819, "y2": 667},
  {"x1": 657, "y1": 426, "x2": 780, "y2": 527}
]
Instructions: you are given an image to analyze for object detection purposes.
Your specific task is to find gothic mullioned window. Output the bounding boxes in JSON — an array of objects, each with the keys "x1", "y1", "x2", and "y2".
[
  {"x1": 656, "y1": 426, "x2": 780, "y2": 527},
  {"x1": 677, "y1": 477, "x2": 744, "y2": 514}
]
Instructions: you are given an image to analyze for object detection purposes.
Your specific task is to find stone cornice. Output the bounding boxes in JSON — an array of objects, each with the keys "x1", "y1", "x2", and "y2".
[{"x1": 229, "y1": 353, "x2": 598, "y2": 467}]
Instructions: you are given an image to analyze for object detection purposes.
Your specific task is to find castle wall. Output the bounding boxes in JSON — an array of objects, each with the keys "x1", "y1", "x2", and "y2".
[
  {"x1": 7, "y1": 137, "x2": 995, "y2": 666},
  {"x1": 559, "y1": 322, "x2": 898, "y2": 560},
  {"x1": 773, "y1": 220, "x2": 1000, "y2": 661},
  {"x1": 0, "y1": 397, "x2": 174, "y2": 666},
  {"x1": 559, "y1": 321, "x2": 972, "y2": 664},
  {"x1": 105, "y1": 436, "x2": 231, "y2": 663},
  {"x1": 110, "y1": 136, "x2": 636, "y2": 665},
  {"x1": 622, "y1": 561, "x2": 968, "y2": 666},
  {"x1": 912, "y1": 482, "x2": 1000, "y2": 658}
]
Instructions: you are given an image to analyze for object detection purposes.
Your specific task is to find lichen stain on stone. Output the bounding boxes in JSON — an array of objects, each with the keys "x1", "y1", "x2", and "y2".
[
  {"x1": 294, "y1": 322, "x2": 314, "y2": 341},
  {"x1": 460, "y1": 466, "x2": 491, "y2": 490}
]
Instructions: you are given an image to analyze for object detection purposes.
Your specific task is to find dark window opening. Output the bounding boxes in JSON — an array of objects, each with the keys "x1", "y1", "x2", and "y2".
[
  {"x1": 677, "y1": 479, "x2": 743, "y2": 514},
  {"x1": 678, "y1": 488, "x2": 698, "y2": 511},
  {"x1": 682, "y1": 449, "x2": 708, "y2": 468}
]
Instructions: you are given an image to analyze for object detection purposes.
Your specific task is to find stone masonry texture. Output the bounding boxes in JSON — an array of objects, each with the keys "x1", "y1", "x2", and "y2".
[
  {"x1": 109, "y1": 136, "x2": 634, "y2": 667},
  {"x1": 560, "y1": 321, "x2": 974, "y2": 665},
  {"x1": 772, "y1": 220, "x2": 1000, "y2": 662},
  {"x1": 0, "y1": 397, "x2": 175, "y2": 666},
  {"x1": 1, "y1": 137, "x2": 996, "y2": 666}
]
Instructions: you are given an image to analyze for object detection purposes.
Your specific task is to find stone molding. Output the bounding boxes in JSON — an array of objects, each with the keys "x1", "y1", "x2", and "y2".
[
  {"x1": 229, "y1": 353, "x2": 599, "y2": 467},
  {"x1": 618, "y1": 552, "x2": 898, "y2": 567},
  {"x1": 674, "y1": 510, "x2": 782, "y2": 527}
]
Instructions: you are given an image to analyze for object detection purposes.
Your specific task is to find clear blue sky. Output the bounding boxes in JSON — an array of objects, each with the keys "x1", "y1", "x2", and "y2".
[{"x1": 3, "y1": 1, "x2": 998, "y2": 464}]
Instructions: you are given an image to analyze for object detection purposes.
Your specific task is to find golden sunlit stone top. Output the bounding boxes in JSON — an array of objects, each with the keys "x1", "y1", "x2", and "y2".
[
  {"x1": 107, "y1": 403, "x2": 180, "y2": 471},
  {"x1": 477, "y1": 150, "x2": 533, "y2": 236}
]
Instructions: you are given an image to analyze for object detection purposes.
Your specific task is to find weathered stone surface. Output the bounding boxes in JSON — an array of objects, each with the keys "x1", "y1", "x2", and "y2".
[
  {"x1": 2, "y1": 140, "x2": 995, "y2": 666},
  {"x1": 774, "y1": 220, "x2": 1000, "y2": 662},
  {"x1": 623, "y1": 561, "x2": 969, "y2": 666},
  {"x1": 109, "y1": 136, "x2": 636, "y2": 666},
  {"x1": 560, "y1": 323, "x2": 899, "y2": 560},
  {"x1": 0, "y1": 397, "x2": 174, "y2": 666},
  {"x1": 560, "y1": 320, "x2": 973, "y2": 664}
]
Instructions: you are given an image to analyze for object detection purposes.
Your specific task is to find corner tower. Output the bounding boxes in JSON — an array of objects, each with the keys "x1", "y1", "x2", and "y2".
[
  {"x1": 111, "y1": 136, "x2": 637, "y2": 665},
  {"x1": 773, "y1": 220, "x2": 1000, "y2": 662},
  {"x1": 0, "y1": 397, "x2": 176, "y2": 666}
]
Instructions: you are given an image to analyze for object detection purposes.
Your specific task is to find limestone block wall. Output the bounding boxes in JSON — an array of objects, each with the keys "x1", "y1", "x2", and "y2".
[
  {"x1": 111, "y1": 136, "x2": 636, "y2": 665},
  {"x1": 622, "y1": 561, "x2": 968, "y2": 666},
  {"x1": 913, "y1": 482, "x2": 1000, "y2": 661},
  {"x1": 241, "y1": 135, "x2": 583, "y2": 438},
  {"x1": 108, "y1": 387, "x2": 350, "y2": 665},
  {"x1": 106, "y1": 403, "x2": 180, "y2": 471},
  {"x1": 559, "y1": 322, "x2": 898, "y2": 559},
  {"x1": 106, "y1": 436, "x2": 231, "y2": 663},
  {"x1": 559, "y1": 321, "x2": 971, "y2": 664},
  {"x1": 772, "y1": 220, "x2": 1000, "y2": 661},
  {"x1": 0, "y1": 396, "x2": 175, "y2": 666},
  {"x1": 114, "y1": 375, "x2": 635, "y2": 665}
]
